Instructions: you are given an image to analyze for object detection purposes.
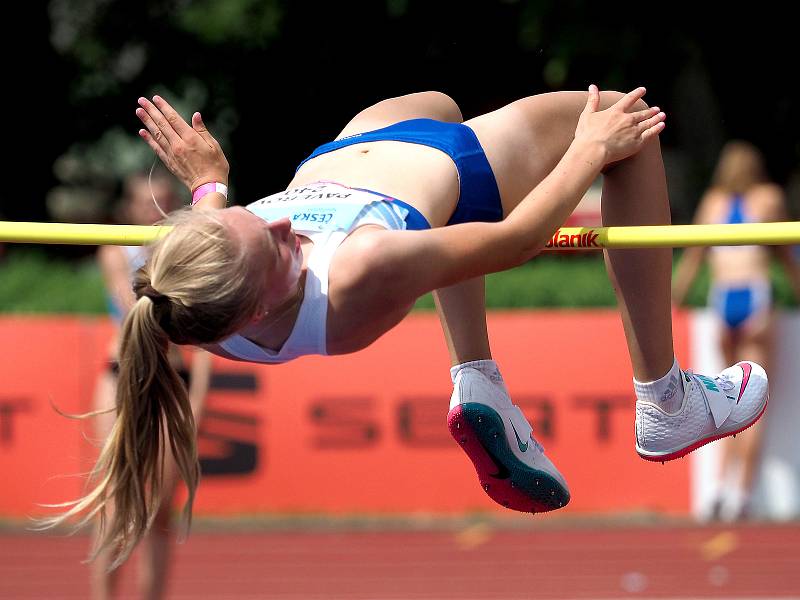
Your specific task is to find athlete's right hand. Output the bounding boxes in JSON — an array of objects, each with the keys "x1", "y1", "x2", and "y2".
[
  {"x1": 136, "y1": 96, "x2": 229, "y2": 192},
  {"x1": 574, "y1": 85, "x2": 666, "y2": 165}
]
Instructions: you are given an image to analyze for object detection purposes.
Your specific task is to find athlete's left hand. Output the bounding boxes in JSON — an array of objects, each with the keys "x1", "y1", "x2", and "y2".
[
  {"x1": 574, "y1": 85, "x2": 666, "y2": 165},
  {"x1": 136, "y1": 96, "x2": 229, "y2": 192}
]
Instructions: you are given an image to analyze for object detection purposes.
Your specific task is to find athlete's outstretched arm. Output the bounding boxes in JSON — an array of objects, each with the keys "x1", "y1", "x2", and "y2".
[
  {"x1": 354, "y1": 86, "x2": 666, "y2": 303},
  {"x1": 135, "y1": 96, "x2": 229, "y2": 210}
]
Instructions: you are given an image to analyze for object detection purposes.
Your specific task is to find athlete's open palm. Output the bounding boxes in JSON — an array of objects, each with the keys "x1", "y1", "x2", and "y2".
[{"x1": 136, "y1": 96, "x2": 229, "y2": 192}]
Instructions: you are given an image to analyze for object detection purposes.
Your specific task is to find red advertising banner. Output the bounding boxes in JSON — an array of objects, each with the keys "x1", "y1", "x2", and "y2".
[{"x1": 0, "y1": 311, "x2": 690, "y2": 519}]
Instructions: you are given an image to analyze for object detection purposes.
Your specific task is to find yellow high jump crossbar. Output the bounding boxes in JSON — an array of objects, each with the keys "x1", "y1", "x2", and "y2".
[{"x1": 1, "y1": 221, "x2": 800, "y2": 249}]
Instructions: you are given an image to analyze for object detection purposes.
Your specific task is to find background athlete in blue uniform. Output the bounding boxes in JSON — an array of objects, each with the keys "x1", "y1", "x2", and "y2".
[{"x1": 673, "y1": 140, "x2": 800, "y2": 521}]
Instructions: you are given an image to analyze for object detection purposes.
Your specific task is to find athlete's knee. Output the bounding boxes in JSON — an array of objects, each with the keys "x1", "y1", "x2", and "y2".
[
  {"x1": 599, "y1": 90, "x2": 649, "y2": 111},
  {"x1": 428, "y1": 90, "x2": 463, "y2": 122},
  {"x1": 414, "y1": 91, "x2": 463, "y2": 122}
]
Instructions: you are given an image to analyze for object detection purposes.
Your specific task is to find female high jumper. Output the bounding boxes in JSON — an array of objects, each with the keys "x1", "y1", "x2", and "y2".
[{"x1": 47, "y1": 85, "x2": 768, "y2": 567}]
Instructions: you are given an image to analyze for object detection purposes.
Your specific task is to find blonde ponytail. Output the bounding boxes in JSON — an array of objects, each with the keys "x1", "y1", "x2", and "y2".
[
  {"x1": 42, "y1": 208, "x2": 265, "y2": 568},
  {"x1": 106, "y1": 296, "x2": 199, "y2": 567},
  {"x1": 40, "y1": 297, "x2": 198, "y2": 569}
]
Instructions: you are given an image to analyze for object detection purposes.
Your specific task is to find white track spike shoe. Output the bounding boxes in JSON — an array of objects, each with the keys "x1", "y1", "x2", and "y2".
[
  {"x1": 447, "y1": 365, "x2": 570, "y2": 513},
  {"x1": 636, "y1": 361, "x2": 768, "y2": 462}
]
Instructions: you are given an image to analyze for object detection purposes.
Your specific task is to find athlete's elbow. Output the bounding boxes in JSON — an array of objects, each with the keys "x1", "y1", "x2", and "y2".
[
  {"x1": 493, "y1": 220, "x2": 547, "y2": 267},
  {"x1": 505, "y1": 233, "x2": 547, "y2": 269},
  {"x1": 512, "y1": 246, "x2": 543, "y2": 269}
]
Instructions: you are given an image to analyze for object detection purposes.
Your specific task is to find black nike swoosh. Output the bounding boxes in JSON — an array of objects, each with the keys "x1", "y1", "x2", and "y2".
[{"x1": 486, "y1": 447, "x2": 511, "y2": 479}]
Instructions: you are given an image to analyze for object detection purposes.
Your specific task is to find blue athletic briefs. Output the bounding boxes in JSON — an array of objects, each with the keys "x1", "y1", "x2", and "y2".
[
  {"x1": 715, "y1": 286, "x2": 755, "y2": 329},
  {"x1": 297, "y1": 118, "x2": 503, "y2": 226},
  {"x1": 708, "y1": 194, "x2": 772, "y2": 328}
]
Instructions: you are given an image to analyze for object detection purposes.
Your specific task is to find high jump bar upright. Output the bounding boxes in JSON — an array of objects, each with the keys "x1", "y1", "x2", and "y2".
[{"x1": 1, "y1": 221, "x2": 800, "y2": 249}]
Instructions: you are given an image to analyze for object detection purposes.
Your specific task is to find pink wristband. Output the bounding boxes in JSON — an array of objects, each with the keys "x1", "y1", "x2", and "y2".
[{"x1": 192, "y1": 182, "x2": 228, "y2": 205}]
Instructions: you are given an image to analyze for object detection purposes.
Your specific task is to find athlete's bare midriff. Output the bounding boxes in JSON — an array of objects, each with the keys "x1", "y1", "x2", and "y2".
[
  {"x1": 288, "y1": 140, "x2": 461, "y2": 228},
  {"x1": 708, "y1": 249, "x2": 772, "y2": 286}
]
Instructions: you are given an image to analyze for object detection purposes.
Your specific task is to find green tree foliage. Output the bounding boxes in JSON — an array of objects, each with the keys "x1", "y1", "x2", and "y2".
[{"x1": 36, "y1": 1, "x2": 799, "y2": 224}]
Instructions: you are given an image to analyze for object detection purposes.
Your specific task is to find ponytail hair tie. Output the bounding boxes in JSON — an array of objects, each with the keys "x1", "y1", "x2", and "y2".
[{"x1": 134, "y1": 282, "x2": 170, "y2": 306}]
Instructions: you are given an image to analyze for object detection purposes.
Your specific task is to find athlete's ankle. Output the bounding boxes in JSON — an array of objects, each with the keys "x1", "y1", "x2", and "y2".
[
  {"x1": 633, "y1": 357, "x2": 685, "y2": 413},
  {"x1": 450, "y1": 359, "x2": 504, "y2": 385}
]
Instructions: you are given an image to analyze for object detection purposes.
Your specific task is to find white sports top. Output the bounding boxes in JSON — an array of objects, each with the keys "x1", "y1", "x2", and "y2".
[{"x1": 218, "y1": 181, "x2": 410, "y2": 363}]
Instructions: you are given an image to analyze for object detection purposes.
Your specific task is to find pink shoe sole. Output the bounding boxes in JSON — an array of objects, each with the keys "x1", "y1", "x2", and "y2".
[{"x1": 448, "y1": 403, "x2": 569, "y2": 513}]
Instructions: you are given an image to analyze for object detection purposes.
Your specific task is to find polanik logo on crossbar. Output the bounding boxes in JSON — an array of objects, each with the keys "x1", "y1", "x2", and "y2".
[{"x1": 544, "y1": 229, "x2": 600, "y2": 248}]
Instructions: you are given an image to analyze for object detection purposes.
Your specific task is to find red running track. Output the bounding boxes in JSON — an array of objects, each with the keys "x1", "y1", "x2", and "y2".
[{"x1": 1, "y1": 523, "x2": 799, "y2": 599}]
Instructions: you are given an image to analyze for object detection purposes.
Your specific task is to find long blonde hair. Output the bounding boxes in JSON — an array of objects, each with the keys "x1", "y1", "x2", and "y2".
[
  {"x1": 711, "y1": 140, "x2": 769, "y2": 195},
  {"x1": 43, "y1": 208, "x2": 265, "y2": 569}
]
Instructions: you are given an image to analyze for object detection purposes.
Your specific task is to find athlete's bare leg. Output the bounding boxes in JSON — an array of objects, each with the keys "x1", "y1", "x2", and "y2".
[
  {"x1": 433, "y1": 278, "x2": 491, "y2": 364},
  {"x1": 90, "y1": 372, "x2": 123, "y2": 600},
  {"x1": 717, "y1": 313, "x2": 773, "y2": 517},
  {"x1": 137, "y1": 466, "x2": 179, "y2": 600},
  {"x1": 338, "y1": 91, "x2": 493, "y2": 366},
  {"x1": 465, "y1": 90, "x2": 674, "y2": 380}
]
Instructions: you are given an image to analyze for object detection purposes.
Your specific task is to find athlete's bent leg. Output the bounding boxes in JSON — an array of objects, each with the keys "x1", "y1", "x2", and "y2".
[
  {"x1": 433, "y1": 278, "x2": 491, "y2": 364},
  {"x1": 466, "y1": 90, "x2": 673, "y2": 379},
  {"x1": 465, "y1": 90, "x2": 768, "y2": 462},
  {"x1": 334, "y1": 91, "x2": 566, "y2": 511}
]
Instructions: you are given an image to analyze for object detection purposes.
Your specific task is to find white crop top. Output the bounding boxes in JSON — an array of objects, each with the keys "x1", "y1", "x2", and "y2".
[{"x1": 218, "y1": 181, "x2": 410, "y2": 363}]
